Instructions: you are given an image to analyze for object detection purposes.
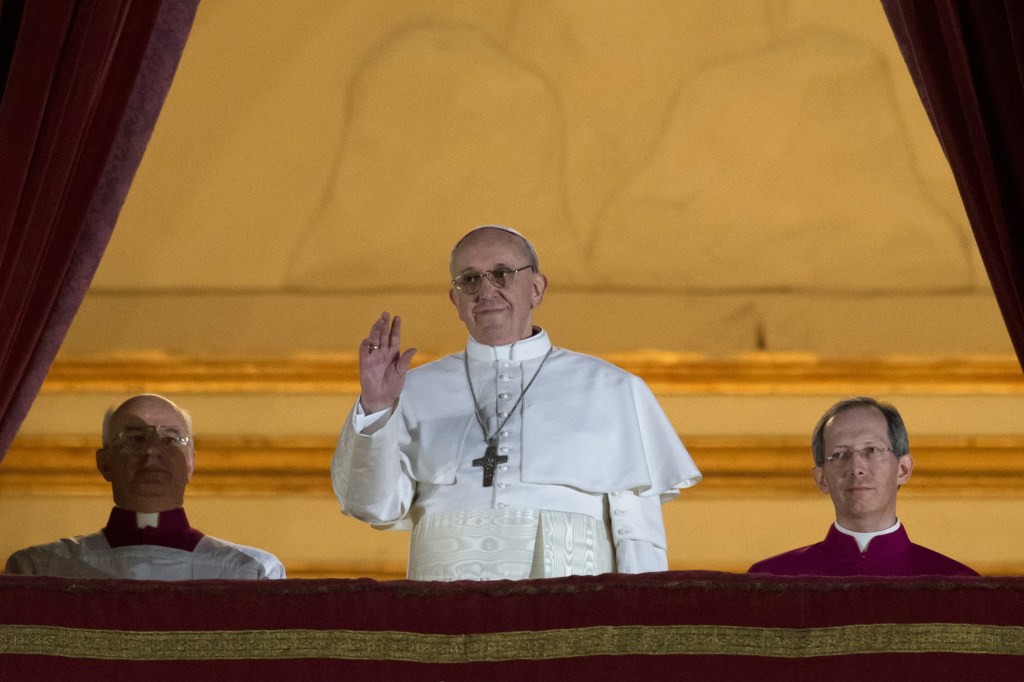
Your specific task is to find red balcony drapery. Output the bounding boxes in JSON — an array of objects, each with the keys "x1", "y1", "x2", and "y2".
[
  {"x1": 2, "y1": 571, "x2": 1022, "y2": 681},
  {"x1": 883, "y1": 0, "x2": 1024, "y2": 372},
  {"x1": 0, "y1": 0, "x2": 200, "y2": 461}
]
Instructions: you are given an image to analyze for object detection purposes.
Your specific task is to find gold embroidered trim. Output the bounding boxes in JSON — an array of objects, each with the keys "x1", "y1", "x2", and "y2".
[{"x1": 2, "y1": 623, "x2": 1022, "y2": 661}]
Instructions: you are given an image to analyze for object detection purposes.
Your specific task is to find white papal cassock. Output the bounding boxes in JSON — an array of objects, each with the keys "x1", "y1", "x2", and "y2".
[{"x1": 332, "y1": 329, "x2": 701, "y2": 581}]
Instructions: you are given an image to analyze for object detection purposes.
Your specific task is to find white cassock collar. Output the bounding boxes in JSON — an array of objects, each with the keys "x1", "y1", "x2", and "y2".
[
  {"x1": 466, "y1": 327, "x2": 552, "y2": 362},
  {"x1": 835, "y1": 518, "x2": 902, "y2": 552}
]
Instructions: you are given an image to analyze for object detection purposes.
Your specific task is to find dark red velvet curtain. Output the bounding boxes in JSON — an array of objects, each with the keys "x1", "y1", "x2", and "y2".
[
  {"x1": 0, "y1": 0, "x2": 200, "y2": 462},
  {"x1": 883, "y1": 0, "x2": 1024, "y2": 372}
]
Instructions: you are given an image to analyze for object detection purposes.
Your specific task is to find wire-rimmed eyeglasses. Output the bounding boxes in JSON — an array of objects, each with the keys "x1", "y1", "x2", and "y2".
[
  {"x1": 115, "y1": 426, "x2": 190, "y2": 451},
  {"x1": 822, "y1": 446, "x2": 894, "y2": 465},
  {"x1": 451, "y1": 265, "x2": 534, "y2": 295}
]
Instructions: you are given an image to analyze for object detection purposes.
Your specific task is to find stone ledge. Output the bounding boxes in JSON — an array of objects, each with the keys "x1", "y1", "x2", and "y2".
[
  {"x1": 38, "y1": 353, "x2": 1024, "y2": 395},
  {"x1": 5, "y1": 435, "x2": 1023, "y2": 497}
]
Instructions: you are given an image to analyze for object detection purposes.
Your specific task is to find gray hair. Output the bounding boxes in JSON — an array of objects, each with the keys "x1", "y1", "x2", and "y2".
[
  {"x1": 101, "y1": 394, "x2": 193, "y2": 446},
  {"x1": 449, "y1": 224, "x2": 539, "y2": 277},
  {"x1": 811, "y1": 396, "x2": 909, "y2": 466}
]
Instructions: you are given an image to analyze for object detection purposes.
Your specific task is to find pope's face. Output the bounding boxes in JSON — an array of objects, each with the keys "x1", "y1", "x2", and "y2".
[
  {"x1": 449, "y1": 229, "x2": 547, "y2": 345},
  {"x1": 813, "y1": 405, "x2": 913, "y2": 532},
  {"x1": 96, "y1": 395, "x2": 195, "y2": 512}
]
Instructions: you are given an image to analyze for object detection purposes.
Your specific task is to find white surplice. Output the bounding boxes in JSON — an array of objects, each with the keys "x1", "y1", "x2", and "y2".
[
  {"x1": 332, "y1": 329, "x2": 701, "y2": 581},
  {"x1": 5, "y1": 533, "x2": 286, "y2": 580}
]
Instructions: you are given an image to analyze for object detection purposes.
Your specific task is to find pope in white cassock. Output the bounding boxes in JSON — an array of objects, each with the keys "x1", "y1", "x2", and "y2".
[{"x1": 331, "y1": 225, "x2": 701, "y2": 581}]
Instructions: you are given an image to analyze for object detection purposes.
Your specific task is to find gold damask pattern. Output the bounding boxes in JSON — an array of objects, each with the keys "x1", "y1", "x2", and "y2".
[{"x1": 2, "y1": 623, "x2": 1022, "y2": 661}]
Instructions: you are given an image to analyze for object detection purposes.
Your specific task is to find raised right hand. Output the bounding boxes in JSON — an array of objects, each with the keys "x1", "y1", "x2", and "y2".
[{"x1": 358, "y1": 312, "x2": 417, "y2": 413}]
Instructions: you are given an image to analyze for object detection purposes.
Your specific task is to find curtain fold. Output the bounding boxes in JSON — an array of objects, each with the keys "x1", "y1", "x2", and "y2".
[
  {"x1": 882, "y1": 0, "x2": 1024, "y2": 372},
  {"x1": 0, "y1": 0, "x2": 200, "y2": 462}
]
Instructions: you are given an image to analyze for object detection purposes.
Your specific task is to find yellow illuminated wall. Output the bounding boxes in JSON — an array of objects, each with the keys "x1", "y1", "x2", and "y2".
[{"x1": 3, "y1": 1, "x2": 1022, "y2": 577}]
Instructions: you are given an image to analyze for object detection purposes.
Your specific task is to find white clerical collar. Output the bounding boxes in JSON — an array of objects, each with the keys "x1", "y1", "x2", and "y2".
[
  {"x1": 835, "y1": 518, "x2": 901, "y2": 552},
  {"x1": 466, "y1": 327, "x2": 552, "y2": 362},
  {"x1": 135, "y1": 511, "x2": 160, "y2": 529}
]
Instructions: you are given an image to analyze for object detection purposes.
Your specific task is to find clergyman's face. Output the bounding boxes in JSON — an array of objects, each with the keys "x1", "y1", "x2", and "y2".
[
  {"x1": 812, "y1": 405, "x2": 913, "y2": 532},
  {"x1": 96, "y1": 395, "x2": 195, "y2": 512},
  {"x1": 448, "y1": 229, "x2": 547, "y2": 345}
]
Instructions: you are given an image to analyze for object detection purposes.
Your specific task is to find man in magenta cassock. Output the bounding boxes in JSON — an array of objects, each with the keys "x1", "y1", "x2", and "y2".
[{"x1": 748, "y1": 397, "x2": 977, "y2": 577}]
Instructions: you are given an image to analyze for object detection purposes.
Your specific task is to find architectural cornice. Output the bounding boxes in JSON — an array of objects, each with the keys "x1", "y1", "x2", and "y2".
[
  {"x1": 12, "y1": 353, "x2": 1022, "y2": 497},
  {"x1": 37, "y1": 353, "x2": 1024, "y2": 395},
  {"x1": 5, "y1": 435, "x2": 1023, "y2": 497}
]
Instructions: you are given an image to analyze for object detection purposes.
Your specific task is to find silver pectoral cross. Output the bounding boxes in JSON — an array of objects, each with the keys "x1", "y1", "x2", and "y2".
[{"x1": 472, "y1": 440, "x2": 508, "y2": 487}]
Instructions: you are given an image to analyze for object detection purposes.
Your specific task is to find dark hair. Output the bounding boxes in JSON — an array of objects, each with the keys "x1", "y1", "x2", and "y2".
[{"x1": 810, "y1": 396, "x2": 909, "y2": 466}]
